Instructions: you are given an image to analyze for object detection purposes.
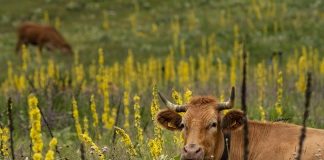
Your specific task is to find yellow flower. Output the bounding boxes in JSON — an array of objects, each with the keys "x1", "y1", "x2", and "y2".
[
  {"x1": 80, "y1": 134, "x2": 105, "y2": 160},
  {"x1": 286, "y1": 52, "x2": 298, "y2": 75},
  {"x1": 198, "y1": 54, "x2": 209, "y2": 85},
  {"x1": 28, "y1": 94, "x2": 43, "y2": 159},
  {"x1": 44, "y1": 151, "x2": 54, "y2": 160},
  {"x1": 21, "y1": 44, "x2": 29, "y2": 72},
  {"x1": 148, "y1": 138, "x2": 163, "y2": 160},
  {"x1": 72, "y1": 97, "x2": 82, "y2": 139},
  {"x1": 89, "y1": 60, "x2": 97, "y2": 81},
  {"x1": 149, "y1": 85, "x2": 163, "y2": 159},
  {"x1": 275, "y1": 71, "x2": 283, "y2": 117},
  {"x1": 133, "y1": 95, "x2": 143, "y2": 145},
  {"x1": 90, "y1": 95, "x2": 99, "y2": 127},
  {"x1": 256, "y1": 62, "x2": 266, "y2": 121},
  {"x1": 102, "y1": 87, "x2": 111, "y2": 129},
  {"x1": 251, "y1": 0, "x2": 262, "y2": 20},
  {"x1": 14, "y1": 74, "x2": 27, "y2": 93},
  {"x1": 150, "y1": 85, "x2": 160, "y2": 121},
  {"x1": 107, "y1": 108, "x2": 117, "y2": 129},
  {"x1": 123, "y1": 90, "x2": 130, "y2": 130},
  {"x1": 320, "y1": 58, "x2": 324, "y2": 75},
  {"x1": 172, "y1": 89, "x2": 183, "y2": 105},
  {"x1": 47, "y1": 59, "x2": 55, "y2": 79},
  {"x1": 49, "y1": 138, "x2": 57, "y2": 148},
  {"x1": 178, "y1": 60, "x2": 190, "y2": 87},
  {"x1": 296, "y1": 55, "x2": 307, "y2": 93},
  {"x1": 151, "y1": 23, "x2": 158, "y2": 34},
  {"x1": 73, "y1": 64, "x2": 85, "y2": 88},
  {"x1": 28, "y1": 94, "x2": 39, "y2": 108},
  {"x1": 98, "y1": 48, "x2": 104, "y2": 67},
  {"x1": 45, "y1": 138, "x2": 58, "y2": 160},
  {"x1": 216, "y1": 58, "x2": 226, "y2": 88},
  {"x1": 0, "y1": 127, "x2": 10, "y2": 157},
  {"x1": 124, "y1": 50, "x2": 135, "y2": 83},
  {"x1": 184, "y1": 88, "x2": 192, "y2": 103},
  {"x1": 83, "y1": 116, "x2": 89, "y2": 136},
  {"x1": 39, "y1": 67, "x2": 46, "y2": 89},
  {"x1": 33, "y1": 153, "x2": 42, "y2": 160},
  {"x1": 114, "y1": 127, "x2": 137, "y2": 157},
  {"x1": 230, "y1": 55, "x2": 237, "y2": 86}
]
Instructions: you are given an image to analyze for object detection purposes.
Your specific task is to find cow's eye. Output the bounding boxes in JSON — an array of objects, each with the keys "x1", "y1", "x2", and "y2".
[
  {"x1": 210, "y1": 122, "x2": 217, "y2": 128},
  {"x1": 179, "y1": 123, "x2": 185, "y2": 130}
]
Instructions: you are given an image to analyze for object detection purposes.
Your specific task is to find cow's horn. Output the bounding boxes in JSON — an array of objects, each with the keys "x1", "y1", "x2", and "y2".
[
  {"x1": 217, "y1": 86, "x2": 235, "y2": 111},
  {"x1": 158, "y1": 92, "x2": 187, "y2": 112}
]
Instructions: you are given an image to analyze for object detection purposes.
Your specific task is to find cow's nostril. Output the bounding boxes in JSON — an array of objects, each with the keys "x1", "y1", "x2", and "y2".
[
  {"x1": 183, "y1": 147, "x2": 188, "y2": 153},
  {"x1": 195, "y1": 147, "x2": 201, "y2": 153}
]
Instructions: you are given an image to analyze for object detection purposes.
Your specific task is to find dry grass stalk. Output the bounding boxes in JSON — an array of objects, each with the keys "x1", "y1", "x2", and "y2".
[
  {"x1": 37, "y1": 104, "x2": 62, "y2": 159},
  {"x1": 296, "y1": 72, "x2": 312, "y2": 160},
  {"x1": 7, "y1": 97, "x2": 15, "y2": 160},
  {"x1": 112, "y1": 98, "x2": 123, "y2": 144},
  {"x1": 241, "y1": 44, "x2": 249, "y2": 160}
]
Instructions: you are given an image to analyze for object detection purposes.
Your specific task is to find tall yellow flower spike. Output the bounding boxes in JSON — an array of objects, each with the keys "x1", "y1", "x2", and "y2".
[
  {"x1": 45, "y1": 138, "x2": 58, "y2": 160},
  {"x1": 0, "y1": 127, "x2": 10, "y2": 157},
  {"x1": 80, "y1": 134, "x2": 105, "y2": 160},
  {"x1": 28, "y1": 94, "x2": 43, "y2": 160},
  {"x1": 256, "y1": 62, "x2": 266, "y2": 121},
  {"x1": 114, "y1": 127, "x2": 137, "y2": 157},
  {"x1": 90, "y1": 95, "x2": 99, "y2": 128},
  {"x1": 133, "y1": 95, "x2": 143, "y2": 145},
  {"x1": 72, "y1": 97, "x2": 82, "y2": 139},
  {"x1": 275, "y1": 71, "x2": 283, "y2": 117}
]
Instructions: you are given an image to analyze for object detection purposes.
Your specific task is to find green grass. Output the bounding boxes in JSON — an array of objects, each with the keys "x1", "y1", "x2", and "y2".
[
  {"x1": 0, "y1": 0, "x2": 323, "y2": 66},
  {"x1": 0, "y1": 0, "x2": 324, "y2": 159}
]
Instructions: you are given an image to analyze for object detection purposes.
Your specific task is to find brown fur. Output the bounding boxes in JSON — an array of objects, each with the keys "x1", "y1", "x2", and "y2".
[
  {"x1": 157, "y1": 109, "x2": 182, "y2": 131},
  {"x1": 221, "y1": 110, "x2": 245, "y2": 132},
  {"x1": 188, "y1": 96, "x2": 217, "y2": 106},
  {"x1": 157, "y1": 96, "x2": 324, "y2": 160},
  {"x1": 16, "y1": 22, "x2": 73, "y2": 54}
]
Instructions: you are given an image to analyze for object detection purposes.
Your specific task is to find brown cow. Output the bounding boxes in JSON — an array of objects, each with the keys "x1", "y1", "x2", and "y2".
[
  {"x1": 157, "y1": 87, "x2": 324, "y2": 160},
  {"x1": 16, "y1": 22, "x2": 73, "y2": 54}
]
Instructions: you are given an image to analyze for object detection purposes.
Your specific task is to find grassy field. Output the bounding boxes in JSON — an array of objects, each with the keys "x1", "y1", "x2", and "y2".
[{"x1": 0, "y1": 0, "x2": 324, "y2": 159}]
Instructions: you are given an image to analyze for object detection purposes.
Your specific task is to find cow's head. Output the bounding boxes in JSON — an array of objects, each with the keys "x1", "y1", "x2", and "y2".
[
  {"x1": 157, "y1": 87, "x2": 244, "y2": 160},
  {"x1": 61, "y1": 43, "x2": 73, "y2": 55}
]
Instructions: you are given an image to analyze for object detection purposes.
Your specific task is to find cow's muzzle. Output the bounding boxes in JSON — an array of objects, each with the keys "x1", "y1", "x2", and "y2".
[{"x1": 181, "y1": 144, "x2": 204, "y2": 160}]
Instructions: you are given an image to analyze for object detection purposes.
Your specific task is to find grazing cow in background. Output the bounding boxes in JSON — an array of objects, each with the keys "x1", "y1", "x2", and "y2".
[
  {"x1": 16, "y1": 22, "x2": 73, "y2": 54},
  {"x1": 157, "y1": 87, "x2": 324, "y2": 160}
]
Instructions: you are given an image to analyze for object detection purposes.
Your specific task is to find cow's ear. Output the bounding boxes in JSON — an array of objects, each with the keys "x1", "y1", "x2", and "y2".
[
  {"x1": 157, "y1": 109, "x2": 183, "y2": 131},
  {"x1": 221, "y1": 110, "x2": 245, "y2": 131}
]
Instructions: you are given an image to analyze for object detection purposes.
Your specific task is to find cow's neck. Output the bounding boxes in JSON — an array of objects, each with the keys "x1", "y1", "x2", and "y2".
[
  {"x1": 227, "y1": 121, "x2": 271, "y2": 160},
  {"x1": 214, "y1": 128, "x2": 226, "y2": 160}
]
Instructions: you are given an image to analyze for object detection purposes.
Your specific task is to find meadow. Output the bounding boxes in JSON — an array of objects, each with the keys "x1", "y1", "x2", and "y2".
[{"x1": 0, "y1": 0, "x2": 324, "y2": 159}]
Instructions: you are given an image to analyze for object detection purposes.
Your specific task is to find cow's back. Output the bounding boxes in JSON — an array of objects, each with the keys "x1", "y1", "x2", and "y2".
[
  {"x1": 301, "y1": 128, "x2": 324, "y2": 159},
  {"x1": 230, "y1": 122, "x2": 324, "y2": 160},
  {"x1": 17, "y1": 22, "x2": 45, "y2": 44},
  {"x1": 18, "y1": 22, "x2": 66, "y2": 45},
  {"x1": 256, "y1": 123, "x2": 324, "y2": 160}
]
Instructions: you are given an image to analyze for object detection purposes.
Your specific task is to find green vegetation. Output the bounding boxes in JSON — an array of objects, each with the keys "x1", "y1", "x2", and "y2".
[{"x1": 0, "y1": 0, "x2": 323, "y2": 159}]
